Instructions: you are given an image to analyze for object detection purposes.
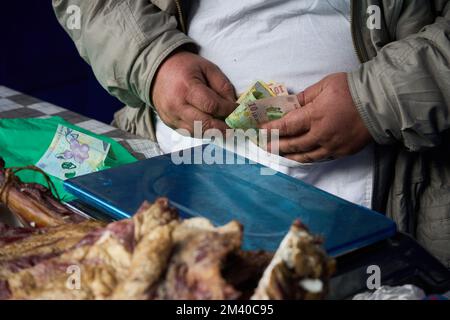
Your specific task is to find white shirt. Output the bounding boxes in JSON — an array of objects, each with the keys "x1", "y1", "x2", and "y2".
[{"x1": 156, "y1": 0, "x2": 374, "y2": 208}]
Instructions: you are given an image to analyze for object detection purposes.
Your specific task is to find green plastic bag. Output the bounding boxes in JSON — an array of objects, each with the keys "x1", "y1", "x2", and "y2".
[{"x1": 0, "y1": 116, "x2": 137, "y2": 202}]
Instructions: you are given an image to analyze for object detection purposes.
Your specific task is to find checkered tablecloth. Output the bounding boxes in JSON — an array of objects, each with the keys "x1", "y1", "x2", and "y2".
[{"x1": 0, "y1": 86, "x2": 163, "y2": 160}]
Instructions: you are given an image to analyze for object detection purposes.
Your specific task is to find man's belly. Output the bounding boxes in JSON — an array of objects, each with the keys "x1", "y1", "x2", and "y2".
[
  {"x1": 187, "y1": 0, "x2": 358, "y2": 94},
  {"x1": 156, "y1": 0, "x2": 374, "y2": 208}
]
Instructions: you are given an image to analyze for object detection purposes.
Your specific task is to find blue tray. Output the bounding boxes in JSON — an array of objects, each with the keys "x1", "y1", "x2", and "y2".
[{"x1": 65, "y1": 144, "x2": 396, "y2": 256}]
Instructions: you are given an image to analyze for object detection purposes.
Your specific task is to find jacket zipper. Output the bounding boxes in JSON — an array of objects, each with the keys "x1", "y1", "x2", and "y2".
[
  {"x1": 174, "y1": 0, "x2": 187, "y2": 34},
  {"x1": 350, "y1": 0, "x2": 379, "y2": 210},
  {"x1": 350, "y1": 0, "x2": 369, "y2": 63}
]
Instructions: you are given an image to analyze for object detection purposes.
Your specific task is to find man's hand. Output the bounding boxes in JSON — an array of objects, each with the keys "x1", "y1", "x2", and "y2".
[
  {"x1": 261, "y1": 73, "x2": 373, "y2": 163},
  {"x1": 152, "y1": 51, "x2": 237, "y2": 134}
]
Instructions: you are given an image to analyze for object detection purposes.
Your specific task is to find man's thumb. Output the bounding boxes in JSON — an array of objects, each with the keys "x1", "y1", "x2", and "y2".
[
  {"x1": 297, "y1": 80, "x2": 324, "y2": 106},
  {"x1": 204, "y1": 64, "x2": 236, "y2": 103}
]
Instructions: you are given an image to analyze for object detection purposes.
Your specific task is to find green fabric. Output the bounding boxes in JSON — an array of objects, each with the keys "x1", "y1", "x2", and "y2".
[{"x1": 0, "y1": 117, "x2": 137, "y2": 202}]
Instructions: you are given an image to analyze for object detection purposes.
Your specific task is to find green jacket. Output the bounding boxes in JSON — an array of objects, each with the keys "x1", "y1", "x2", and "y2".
[{"x1": 53, "y1": 0, "x2": 450, "y2": 267}]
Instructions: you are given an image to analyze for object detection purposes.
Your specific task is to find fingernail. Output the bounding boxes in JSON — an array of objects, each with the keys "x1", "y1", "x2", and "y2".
[{"x1": 298, "y1": 92, "x2": 305, "y2": 106}]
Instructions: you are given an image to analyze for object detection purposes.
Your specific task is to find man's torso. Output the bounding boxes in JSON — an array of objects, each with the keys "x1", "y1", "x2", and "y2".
[{"x1": 156, "y1": 0, "x2": 375, "y2": 208}]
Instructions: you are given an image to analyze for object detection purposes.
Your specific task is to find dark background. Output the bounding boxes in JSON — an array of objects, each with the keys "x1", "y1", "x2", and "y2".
[{"x1": 0, "y1": 1, "x2": 123, "y2": 123}]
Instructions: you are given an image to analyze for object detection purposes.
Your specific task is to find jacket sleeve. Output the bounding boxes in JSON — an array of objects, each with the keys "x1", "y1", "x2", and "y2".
[
  {"x1": 52, "y1": 0, "x2": 197, "y2": 108},
  {"x1": 348, "y1": 2, "x2": 450, "y2": 151}
]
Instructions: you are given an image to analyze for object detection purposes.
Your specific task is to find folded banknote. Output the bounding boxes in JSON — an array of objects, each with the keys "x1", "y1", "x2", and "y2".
[
  {"x1": 267, "y1": 81, "x2": 289, "y2": 97},
  {"x1": 248, "y1": 95, "x2": 301, "y2": 124},
  {"x1": 236, "y1": 80, "x2": 275, "y2": 104},
  {"x1": 226, "y1": 81, "x2": 298, "y2": 130}
]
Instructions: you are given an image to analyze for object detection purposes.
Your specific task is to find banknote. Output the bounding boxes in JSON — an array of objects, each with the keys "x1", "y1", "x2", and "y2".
[
  {"x1": 36, "y1": 125, "x2": 111, "y2": 180},
  {"x1": 236, "y1": 80, "x2": 275, "y2": 104},
  {"x1": 267, "y1": 82, "x2": 289, "y2": 97},
  {"x1": 227, "y1": 80, "x2": 294, "y2": 129},
  {"x1": 226, "y1": 95, "x2": 300, "y2": 129},
  {"x1": 225, "y1": 102, "x2": 257, "y2": 130},
  {"x1": 247, "y1": 95, "x2": 301, "y2": 124}
]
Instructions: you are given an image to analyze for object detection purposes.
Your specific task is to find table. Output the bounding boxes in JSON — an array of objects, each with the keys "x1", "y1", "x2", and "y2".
[
  {"x1": 1, "y1": 86, "x2": 450, "y2": 299},
  {"x1": 0, "y1": 86, "x2": 162, "y2": 160},
  {"x1": 0, "y1": 85, "x2": 163, "y2": 223}
]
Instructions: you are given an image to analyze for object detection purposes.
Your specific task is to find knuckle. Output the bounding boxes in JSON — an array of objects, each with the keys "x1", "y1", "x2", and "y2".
[
  {"x1": 304, "y1": 88, "x2": 314, "y2": 101},
  {"x1": 303, "y1": 108, "x2": 313, "y2": 131},
  {"x1": 319, "y1": 149, "x2": 330, "y2": 159},
  {"x1": 279, "y1": 120, "x2": 289, "y2": 135},
  {"x1": 186, "y1": 83, "x2": 200, "y2": 101},
  {"x1": 309, "y1": 131, "x2": 321, "y2": 146},
  {"x1": 330, "y1": 85, "x2": 340, "y2": 96},
  {"x1": 221, "y1": 81, "x2": 234, "y2": 94},
  {"x1": 166, "y1": 117, "x2": 180, "y2": 130},
  {"x1": 159, "y1": 114, "x2": 170, "y2": 126},
  {"x1": 203, "y1": 98, "x2": 219, "y2": 115},
  {"x1": 302, "y1": 154, "x2": 313, "y2": 163},
  {"x1": 322, "y1": 145, "x2": 334, "y2": 156},
  {"x1": 208, "y1": 63, "x2": 222, "y2": 74},
  {"x1": 329, "y1": 135, "x2": 343, "y2": 149},
  {"x1": 166, "y1": 106, "x2": 184, "y2": 124},
  {"x1": 201, "y1": 118, "x2": 214, "y2": 132},
  {"x1": 287, "y1": 139, "x2": 298, "y2": 153},
  {"x1": 170, "y1": 100, "x2": 184, "y2": 113},
  {"x1": 171, "y1": 117, "x2": 181, "y2": 127}
]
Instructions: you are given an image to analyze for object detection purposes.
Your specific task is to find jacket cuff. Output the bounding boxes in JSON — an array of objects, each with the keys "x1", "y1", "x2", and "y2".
[
  {"x1": 347, "y1": 64, "x2": 397, "y2": 146},
  {"x1": 129, "y1": 30, "x2": 197, "y2": 109}
]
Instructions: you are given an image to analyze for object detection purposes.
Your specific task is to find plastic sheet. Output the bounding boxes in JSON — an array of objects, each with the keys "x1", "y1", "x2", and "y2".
[
  {"x1": 353, "y1": 285, "x2": 426, "y2": 300},
  {"x1": 65, "y1": 144, "x2": 396, "y2": 255}
]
